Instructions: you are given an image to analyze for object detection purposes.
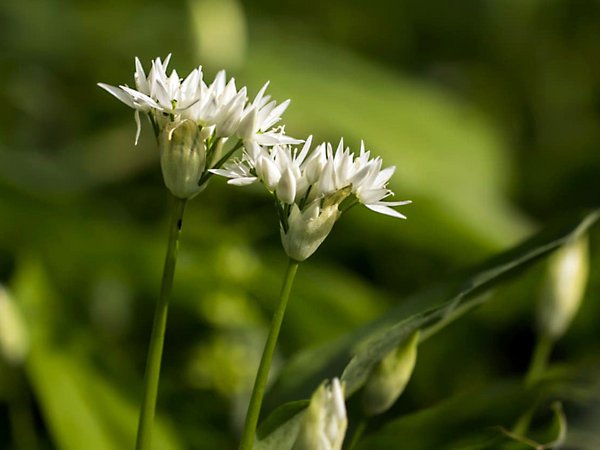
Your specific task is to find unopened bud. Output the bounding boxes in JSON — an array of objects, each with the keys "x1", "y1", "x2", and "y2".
[
  {"x1": 292, "y1": 378, "x2": 347, "y2": 450},
  {"x1": 281, "y1": 202, "x2": 339, "y2": 261},
  {"x1": 0, "y1": 286, "x2": 29, "y2": 366},
  {"x1": 362, "y1": 330, "x2": 419, "y2": 416},
  {"x1": 159, "y1": 120, "x2": 207, "y2": 199},
  {"x1": 537, "y1": 235, "x2": 589, "y2": 340},
  {"x1": 277, "y1": 168, "x2": 297, "y2": 205}
]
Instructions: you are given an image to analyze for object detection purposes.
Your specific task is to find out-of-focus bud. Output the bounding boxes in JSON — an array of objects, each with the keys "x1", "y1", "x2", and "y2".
[
  {"x1": 537, "y1": 235, "x2": 589, "y2": 340},
  {"x1": 281, "y1": 202, "x2": 340, "y2": 262},
  {"x1": 159, "y1": 119, "x2": 207, "y2": 199},
  {"x1": 362, "y1": 331, "x2": 419, "y2": 416},
  {"x1": 0, "y1": 286, "x2": 29, "y2": 366},
  {"x1": 292, "y1": 378, "x2": 347, "y2": 450}
]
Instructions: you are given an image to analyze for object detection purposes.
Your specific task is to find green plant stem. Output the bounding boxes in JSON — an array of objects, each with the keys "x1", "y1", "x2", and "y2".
[
  {"x1": 525, "y1": 334, "x2": 554, "y2": 387},
  {"x1": 8, "y1": 376, "x2": 37, "y2": 450},
  {"x1": 512, "y1": 334, "x2": 555, "y2": 435},
  {"x1": 135, "y1": 195, "x2": 187, "y2": 450},
  {"x1": 346, "y1": 419, "x2": 368, "y2": 450},
  {"x1": 239, "y1": 259, "x2": 300, "y2": 450}
]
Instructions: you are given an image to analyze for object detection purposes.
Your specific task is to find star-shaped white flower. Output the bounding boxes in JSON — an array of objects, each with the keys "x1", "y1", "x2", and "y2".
[{"x1": 212, "y1": 137, "x2": 410, "y2": 260}]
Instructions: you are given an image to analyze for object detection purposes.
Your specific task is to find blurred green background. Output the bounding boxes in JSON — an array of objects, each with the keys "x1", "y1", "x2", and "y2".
[{"x1": 1, "y1": 0, "x2": 600, "y2": 448}]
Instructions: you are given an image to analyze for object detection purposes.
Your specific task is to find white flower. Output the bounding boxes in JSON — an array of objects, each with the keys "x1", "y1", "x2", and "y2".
[
  {"x1": 292, "y1": 378, "x2": 347, "y2": 450},
  {"x1": 237, "y1": 81, "x2": 302, "y2": 146},
  {"x1": 212, "y1": 137, "x2": 410, "y2": 260},
  {"x1": 98, "y1": 55, "x2": 205, "y2": 145},
  {"x1": 98, "y1": 56, "x2": 297, "y2": 198}
]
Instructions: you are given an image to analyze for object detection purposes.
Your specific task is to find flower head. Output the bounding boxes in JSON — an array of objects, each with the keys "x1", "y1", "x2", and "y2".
[
  {"x1": 212, "y1": 137, "x2": 410, "y2": 260},
  {"x1": 98, "y1": 56, "x2": 297, "y2": 198},
  {"x1": 292, "y1": 378, "x2": 347, "y2": 450}
]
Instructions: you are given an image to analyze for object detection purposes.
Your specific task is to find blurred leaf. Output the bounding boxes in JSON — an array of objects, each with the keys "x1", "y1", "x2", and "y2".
[
  {"x1": 263, "y1": 210, "x2": 599, "y2": 413},
  {"x1": 243, "y1": 35, "x2": 533, "y2": 257},
  {"x1": 12, "y1": 258, "x2": 183, "y2": 450},
  {"x1": 355, "y1": 381, "x2": 551, "y2": 450}
]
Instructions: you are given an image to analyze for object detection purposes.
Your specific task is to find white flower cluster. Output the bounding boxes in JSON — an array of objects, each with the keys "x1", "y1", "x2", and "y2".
[
  {"x1": 292, "y1": 378, "x2": 347, "y2": 450},
  {"x1": 98, "y1": 56, "x2": 297, "y2": 198},
  {"x1": 213, "y1": 137, "x2": 411, "y2": 261}
]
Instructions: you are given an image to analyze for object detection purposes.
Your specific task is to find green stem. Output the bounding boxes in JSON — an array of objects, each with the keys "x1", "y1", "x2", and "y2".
[
  {"x1": 135, "y1": 195, "x2": 187, "y2": 450},
  {"x1": 8, "y1": 376, "x2": 37, "y2": 450},
  {"x1": 512, "y1": 334, "x2": 555, "y2": 435},
  {"x1": 346, "y1": 419, "x2": 368, "y2": 450},
  {"x1": 525, "y1": 334, "x2": 554, "y2": 387},
  {"x1": 239, "y1": 259, "x2": 300, "y2": 450}
]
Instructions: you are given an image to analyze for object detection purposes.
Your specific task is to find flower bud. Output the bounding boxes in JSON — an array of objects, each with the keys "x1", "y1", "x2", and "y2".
[
  {"x1": 292, "y1": 378, "x2": 347, "y2": 450},
  {"x1": 362, "y1": 330, "x2": 419, "y2": 416},
  {"x1": 159, "y1": 120, "x2": 207, "y2": 199},
  {"x1": 0, "y1": 286, "x2": 29, "y2": 366},
  {"x1": 281, "y1": 202, "x2": 340, "y2": 262},
  {"x1": 237, "y1": 107, "x2": 257, "y2": 141},
  {"x1": 257, "y1": 156, "x2": 281, "y2": 191},
  {"x1": 277, "y1": 167, "x2": 297, "y2": 205},
  {"x1": 537, "y1": 235, "x2": 589, "y2": 340}
]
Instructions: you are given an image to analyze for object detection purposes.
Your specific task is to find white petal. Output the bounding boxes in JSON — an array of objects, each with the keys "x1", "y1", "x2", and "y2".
[
  {"x1": 255, "y1": 132, "x2": 303, "y2": 146},
  {"x1": 365, "y1": 203, "x2": 407, "y2": 218},
  {"x1": 134, "y1": 110, "x2": 142, "y2": 145},
  {"x1": 380, "y1": 200, "x2": 412, "y2": 206},
  {"x1": 97, "y1": 83, "x2": 135, "y2": 108},
  {"x1": 253, "y1": 81, "x2": 270, "y2": 108},
  {"x1": 228, "y1": 177, "x2": 258, "y2": 186},
  {"x1": 374, "y1": 166, "x2": 396, "y2": 186},
  {"x1": 296, "y1": 135, "x2": 313, "y2": 165},
  {"x1": 134, "y1": 57, "x2": 150, "y2": 93}
]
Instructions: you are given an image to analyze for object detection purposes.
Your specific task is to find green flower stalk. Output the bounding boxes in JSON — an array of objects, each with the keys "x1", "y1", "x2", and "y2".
[
  {"x1": 98, "y1": 55, "x2": 297, "y2": 450},
  {"x1": 526, "y1": 234, "x2": 589, "y2": 386},
  {"x1": 213, "y1": 137, "x2": 410, "y2": 448},
  {"x1": 136, "y1": 196, "x2": 186, "y2": 450}
]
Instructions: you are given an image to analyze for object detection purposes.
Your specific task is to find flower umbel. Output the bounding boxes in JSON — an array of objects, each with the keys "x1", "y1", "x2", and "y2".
[
  {"x1": 213, "y1": 137, "x2": 410, "y2": 260},
  {"x1": 98, "y1": 56, "x2": 296, "y2": 198}
]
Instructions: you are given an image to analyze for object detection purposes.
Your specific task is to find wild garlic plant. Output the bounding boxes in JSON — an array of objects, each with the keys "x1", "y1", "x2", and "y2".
[
  {"x1": 95, "y1": 53, "x2": 594, "y2": 450},
  {"x1": 98, "y1": 55, "x2": 296, "y2": 450},
  {"x1": 100, "y1": 54, "x2": 412, "y2": 450},
  {"x1": 213, "y1": 137, "x2": 410, "y2": 449}
]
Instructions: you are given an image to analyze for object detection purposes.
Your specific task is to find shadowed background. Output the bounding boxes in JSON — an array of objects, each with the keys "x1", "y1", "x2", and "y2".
[{"x1": 1, "y1": 0, "x2": 600, "y2": 448}]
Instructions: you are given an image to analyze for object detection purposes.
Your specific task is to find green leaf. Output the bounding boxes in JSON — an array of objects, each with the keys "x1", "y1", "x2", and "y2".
[
  {"x1": 244, "y1": 35, "x2": 533, "y2": 256},
  {"x1": 264, "y1": 210, "x2": 599, "y2": 410},
  {"x1": 355, "y1": 380, "x2": 542, "y2": 450},
  {"x1": 256, "y1": 400, "x2": 310, "y2": 441},
  {"x1": 12, "y1": 258, "x2": 183, "y2": 450}
]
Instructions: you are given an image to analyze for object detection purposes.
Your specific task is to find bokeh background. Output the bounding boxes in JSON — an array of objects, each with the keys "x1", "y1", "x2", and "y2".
[{"x1": 1, "y1": 0, "x2": 600, "y2": 448}]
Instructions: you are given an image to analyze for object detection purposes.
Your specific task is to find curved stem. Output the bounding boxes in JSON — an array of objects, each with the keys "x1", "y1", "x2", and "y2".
[
  {"x1": 525, "y1": 334, "x2": 554, "y2": 387},
  {"x1": 239, "y1": 259, "x2": 300, "y2": 450},
  {"x1": 346, "y1": 419, "x2": 368, "y2": 450},
  {"x1": 135, "y1": 195, "x2": 187, "y2": 450},
  {"x1": 512, "y1": 334, "x2": 555, "y2": 435}
]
